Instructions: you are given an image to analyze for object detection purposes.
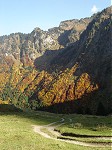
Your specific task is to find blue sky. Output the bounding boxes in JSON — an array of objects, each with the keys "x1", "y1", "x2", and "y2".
[{"x1": 0, "y1": 0, "x2": 110, "y2": 36}]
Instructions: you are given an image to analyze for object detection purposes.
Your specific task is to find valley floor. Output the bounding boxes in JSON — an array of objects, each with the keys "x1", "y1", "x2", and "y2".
[
  {"x1": 0, "y1": 110, "x2": 111, "y2": 150},
  {"x1": 32, "y1": 119, "x2": 111, "y2": 147}
]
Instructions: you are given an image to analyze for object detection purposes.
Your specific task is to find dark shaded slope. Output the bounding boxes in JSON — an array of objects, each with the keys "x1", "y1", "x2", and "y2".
[{"x1": 49, "y1": 6, "x2": 111, "y2": 92}]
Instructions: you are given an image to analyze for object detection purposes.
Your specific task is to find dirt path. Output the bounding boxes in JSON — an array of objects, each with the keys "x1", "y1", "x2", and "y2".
[{"x1": 32, "y1": 119, "x2": 112, "y2": 148}]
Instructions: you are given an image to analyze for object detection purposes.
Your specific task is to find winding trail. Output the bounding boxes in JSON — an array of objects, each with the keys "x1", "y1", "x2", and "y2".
[{"x1": 32, "y1": 119, "x2": 112, "y2": 148}]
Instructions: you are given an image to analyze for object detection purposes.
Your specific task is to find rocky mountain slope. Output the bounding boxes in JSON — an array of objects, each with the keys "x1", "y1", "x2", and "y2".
[{"x1": 0, "y1": 7, "x2": 111, "y2": 115}]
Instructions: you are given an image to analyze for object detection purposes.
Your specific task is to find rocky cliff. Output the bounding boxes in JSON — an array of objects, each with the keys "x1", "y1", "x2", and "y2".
[{"x1": 0, "y1": 17, "x2": 92, "y2": 63}]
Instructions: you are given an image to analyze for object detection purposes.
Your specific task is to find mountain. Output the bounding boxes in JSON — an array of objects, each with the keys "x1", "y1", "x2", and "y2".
[
  {"x1": 40, "y1": 6, "x2": 111, "y2": 114},
  {"x1": 0, "y1": 6, "x2": 111, "y2": 115}
]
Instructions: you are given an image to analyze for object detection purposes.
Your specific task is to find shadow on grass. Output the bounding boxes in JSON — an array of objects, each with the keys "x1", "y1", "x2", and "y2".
[{"x1": 0, "y1": 104, "x2": 61, "y2": 125}]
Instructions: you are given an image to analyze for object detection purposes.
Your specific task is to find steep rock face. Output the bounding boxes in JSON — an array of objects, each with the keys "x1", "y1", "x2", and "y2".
[
  {"x1": 0, "y1": 17, "x2": 92, "y2": 65},
  {"x1": 59, "y1": 18, "x2": 91, "y2": 43}
]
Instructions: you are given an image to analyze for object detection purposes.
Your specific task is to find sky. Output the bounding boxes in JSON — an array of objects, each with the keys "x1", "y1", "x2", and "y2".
[{"x1": 0, "y1": 0, "x2": 111, "y2": 36}]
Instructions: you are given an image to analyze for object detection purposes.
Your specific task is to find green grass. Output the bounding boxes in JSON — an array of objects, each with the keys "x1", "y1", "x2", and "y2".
[
  {"x1": 58, "y1": 136, "x2": 112, "y2": 143},
  {"x1": 57, "y1": 127, "x2": 112, "y2": 137},
  {"x1": 55, "y1": 114, "x2": 112, "y2": 137},
  {"x1": 0, "y1": 110, "x2": 111, "y2": 150}
]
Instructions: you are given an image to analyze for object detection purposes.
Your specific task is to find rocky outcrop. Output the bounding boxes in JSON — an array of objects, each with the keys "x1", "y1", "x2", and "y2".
[{"x1": 0, "y1": 17, "x2": 92, "y2": 65}]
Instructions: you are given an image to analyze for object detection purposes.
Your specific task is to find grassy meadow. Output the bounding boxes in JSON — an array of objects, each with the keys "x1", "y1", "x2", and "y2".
[
  {"x1": 55, "y1": 114, "x2": 112, "y2": 137},
  {"x1": 0, "y1": 106, "x2": 111, "y2": 150}
]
